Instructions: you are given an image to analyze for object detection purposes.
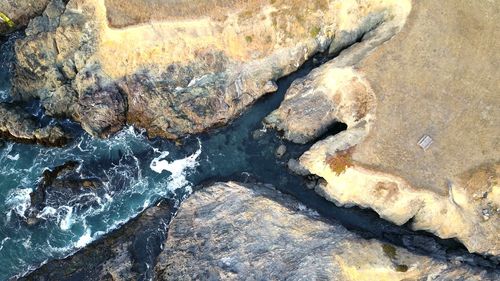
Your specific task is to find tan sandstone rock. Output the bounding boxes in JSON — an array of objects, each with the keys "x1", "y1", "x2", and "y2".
[
  {"x1": 13, "y1": 0, "x2": 411, "y2": 139},
  {"x1": 268, "y1": 0, "x2": 499, "y2": 256}
]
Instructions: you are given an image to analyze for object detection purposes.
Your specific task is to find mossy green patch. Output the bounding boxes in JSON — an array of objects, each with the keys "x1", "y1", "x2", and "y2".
[
  {"x1": 395, "y1": 264, "x2": 409, "y2": 272},
  {"x1": 0, "y1": 12, "x2": 15, "y2": 28},
  {"x1": 310, "y1": 26, "x2": 321, "y2": 37},
  {"x1": 382, "y1": 243, "x2": 397, "y2": 259}
]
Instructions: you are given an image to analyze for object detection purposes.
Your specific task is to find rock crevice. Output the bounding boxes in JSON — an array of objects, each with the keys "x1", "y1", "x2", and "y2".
[{"x1": 12, "y1": 0, "x2": 412, "y2": 139}]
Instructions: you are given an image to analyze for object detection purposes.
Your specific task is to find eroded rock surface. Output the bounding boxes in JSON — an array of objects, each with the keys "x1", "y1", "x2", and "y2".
[
  {"x1": 0, "y1": 103, "x2": 69, "y2": 146},
  {"x1": 0, "y1": 0, "x2": 51, "y2": 35},
  {"x1": 268, "y1": 0, "x2": 500, "y2": 256},
  {"x1": 18, "y1": 161, "x2": 103, "y2": 225},
  {"x1": 265, "y1": 67, "x2": 375, "y2": 143},
  {"x1": 154, "y1": 182, "x2": 498, "y2": 281},
  {"x1": 13, "y1": 0, "x2": 411, "y2": 139}
]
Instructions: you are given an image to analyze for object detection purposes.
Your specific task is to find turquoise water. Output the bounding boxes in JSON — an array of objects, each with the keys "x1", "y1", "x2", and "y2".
[
  {"x1": 3, "y1": 31, "x2": 496, "y2": 280},
  {"x1": 0, "y1": 32, "x2": 323, "y2": 279}
]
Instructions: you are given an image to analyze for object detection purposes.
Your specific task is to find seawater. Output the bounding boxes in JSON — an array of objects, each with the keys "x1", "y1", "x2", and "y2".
[
  {"x1": 0, "y1": 32, "x2": 324, "y2": 280},
  {"x1": 1, "y1": 31, "x2": 486, "y2": 281}
]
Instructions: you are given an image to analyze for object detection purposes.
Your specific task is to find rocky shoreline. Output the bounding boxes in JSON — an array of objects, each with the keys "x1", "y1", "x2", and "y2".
[
  {"x1": 0, "y1": 0, "x2": 498, "y2": 279},
  {"x1": 10, "y1": 0, "x2": 411, "y2": 139},
  {"x1": 19, "y1": 199, "x2": 175, "y2": 281},
  {"x1": 270, "y1": 0, "x2": 500, "y2": 256},
  {"x1": 0, "y1": 102, "x2": 69, "y2": 146},
  {"x1": 21, "y1": 182, "x2": 500, "y2": 280}
]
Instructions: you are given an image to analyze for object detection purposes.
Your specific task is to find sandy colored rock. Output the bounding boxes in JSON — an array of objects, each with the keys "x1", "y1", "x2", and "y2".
[
  {"x1": 265, "y1": 67, "x2": 376, "y2": 143},
  {"x1": 265, "y1": 0, "x2": 500, "y2": 255},
  {"x1": 13, "y1": 0, "x2": 410, "y2": 139},
  {"x1": 155, "y1": 182, "x2": 498, "y2": 281}
]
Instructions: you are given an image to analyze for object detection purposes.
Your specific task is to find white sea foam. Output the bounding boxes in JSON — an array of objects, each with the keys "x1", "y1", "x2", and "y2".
[
  {"x1": 0, "y1": 237, "x2": 10, "y2": 251},
  {"x1": 58, "y1": 206, "x2": 74, "y2": 231},
  {"x1": 6, "y1": 153, "x2": 19, "y2": 161},
  {"x1": 37, "y1": 207, "x2": 57, "y2": 219},
  {"x1": 0, "y1": 89, "x2": 8, "y2": 101},
  {"x1": 5, "y1": 188, "x2": 32, "y2": 218},
  {"x1": 75, "y1": 228, "x2": 92, "y2": 248},
  {"x1": 22, "y1": 237, "x2": 32, "y2": 249},
  {"x1": 150, "y1": 139, "x2": 202, "y2": 192}
]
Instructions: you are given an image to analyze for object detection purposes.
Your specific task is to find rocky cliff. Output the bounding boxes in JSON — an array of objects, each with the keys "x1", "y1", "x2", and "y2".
[
  {"x1": 155, "y1": 182, "x2": 498, "y2": 280},
  {"x1": 22, "y1": 182, "x2": 500, "y2": 280},
  {"x1": 267, "y1": 0, "x2": 500, "y2": 256},
  {"x1": 12, "y1": 0, "x2": 411, "y2": 139}
]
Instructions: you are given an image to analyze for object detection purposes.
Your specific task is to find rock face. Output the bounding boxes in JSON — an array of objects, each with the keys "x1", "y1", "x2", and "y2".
[
  {"x1": 20, "y1": 199, "x2": 174, "y2": 281},
  {"x1": 154, "y1": 182, "x2": 498, "y2": 281},
  {"x1": 0, "y1": 0, "x2": 51, "y2": 35},
  {"x1": 268, "y1": 0, "x2": 500, "y2": 256},
  {"x1": 12, "y1": 0, "x2": 411, "y2": 139},
  {"x1": 23, "y1": 161, "x2": 103, "y2": 225},
  {"x1": 0, "y1": 103, "x2": 69, "y2": 146},
  {"x1": 265, "y1": 67, "x2": 376, "y2": 144}
]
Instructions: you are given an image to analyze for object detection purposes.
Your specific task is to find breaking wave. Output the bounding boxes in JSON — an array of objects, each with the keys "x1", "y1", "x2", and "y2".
[{"x1": 0, "y1": 126, "x2": 203, "y2": 279}]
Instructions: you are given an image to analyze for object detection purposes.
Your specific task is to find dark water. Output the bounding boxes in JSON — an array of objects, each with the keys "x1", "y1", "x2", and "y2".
[{"x1": 0, "y1": 32, "x2": 496, "y2": 280}]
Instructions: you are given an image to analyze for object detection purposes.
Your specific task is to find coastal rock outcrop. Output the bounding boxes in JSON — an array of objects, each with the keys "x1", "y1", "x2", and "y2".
[
  {"x1": 21, "y1": 161, "x2": 103, "y2": 225},
  {"x1": 0, "y1": 103, "x2": 69, "y2": 146},
  {"x1": 268, "y1": 0, "x2": 500, "y2": 256},
  {"x1": 265, "y1": 66, "x2": 375, "y2": 144},
  {"x1": 155, "y1": 182, "x2": 498, "y2": 280},
  {"x1": 12, "y1": 0, "x2": 411, "y2": 139},
  {"x1": 0, "y1": 0, "x2": 51, "y2": 35}
]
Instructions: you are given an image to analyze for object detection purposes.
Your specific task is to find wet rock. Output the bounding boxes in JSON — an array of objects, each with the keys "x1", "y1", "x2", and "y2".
[
  {"x1": 13, "y1": 0, "x2": 411, "y2": 139},
  {"x1": 287, "y1": 158, "x2": 310, "y2": 176},
  {"x1": 275, "y1": 144, "x2": 286, "y2": 158},
  {"x1": 20, "y1": 199, "x2": 174, "y2": 281},
  {"x1": 251, "y1": 129, "x2": 265, "y2": 140},
  {"x1": 23, "y1": 161, "x2": 103, "y2": 225},
  {"x1": 291, "y1": 0, "x2": 500, "y2": 256},
  {"x1": 155, "y1": 182, "x2": 499, "y2": 280},
  {"x1": 0, "y1": 0, "x2": 50, "y2": 35},
  {"x1": 0, "y1": 103, "x2": 69, "y2": 146}
]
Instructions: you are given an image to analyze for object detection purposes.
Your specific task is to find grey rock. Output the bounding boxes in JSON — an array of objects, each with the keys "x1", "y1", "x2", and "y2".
[
  {"x1": 251, "y1": 129, "x2": 265, "y2": 140},
  {"x1": 155, "y1": 182, "x2": 499, "y2": 281},
  {"x1": 20, "y1": 199, "x2": 174, "y2": 281},
  {"x1": 287, "y1": 158, "x2": 310, "y2": 176},
  {"x1": 275, "y1": 144, "x2": 286, "y2": 158}
]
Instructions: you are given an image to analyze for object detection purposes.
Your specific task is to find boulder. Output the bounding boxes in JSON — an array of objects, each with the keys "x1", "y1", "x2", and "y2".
[
  {"x1": 154, "y1": 182, "x2": 498, "y2": 280},
  {"x1": 22, "y1": 161, "x2": 104, "y2": 225},
  {"x1": 12, "y1": 0, "x2": 411, "y2": 139}
]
